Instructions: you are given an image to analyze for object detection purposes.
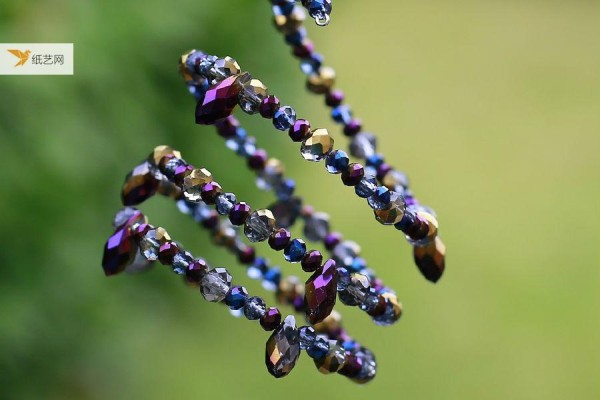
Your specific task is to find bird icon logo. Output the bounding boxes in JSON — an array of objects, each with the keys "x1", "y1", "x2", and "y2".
[{"x1": 8, "y1": 49, "x2": 31, "y2": 67}]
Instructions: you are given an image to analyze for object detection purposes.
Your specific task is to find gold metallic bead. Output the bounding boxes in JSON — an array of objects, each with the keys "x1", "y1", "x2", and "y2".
[
  {"x1": 211, "y1": 56, "x2": 241, "y2": 81},
  {"x1": 182, "y1": 168, "x2": 213, "y2": 202},
  {"x1": 238, "y1": 76, "x2": 269, "y2": 114},
  {"x1": 276, "y1": 276, "x2": 304, "y2": 306},
  {"x1": 306, "y1": 66, "x2": 336, "y2": 94},
  {"x1": 179, "y1": 50, "x2": 195, "y2": 82},
  {"x1": 314, "y1": 343, "x2": 346, "y2": 374},
  {"x1": 382, "y1": 292, "x2": 402, "y2": 321},
  {"x1": 313, "y1": 310, "x2": 342, "y2": 335},
  {"x1": 414, "y1": 237, "x2": 446, "y2": 283},
  {"x1": 300, "y1": 128, "x2": 334, "y2": 162},
  {"x1": 416, "y1": 211, "x2": 439, "y2": 243},
  {"x1": 148, "y1": 145, "x2": 182, "y2": 167},
  {"x1": 273, "y1": 6, "x2": 306, "y2": 34},
  {"x1": 155, "y1": 227, "x2": 171, "y2": 242}
]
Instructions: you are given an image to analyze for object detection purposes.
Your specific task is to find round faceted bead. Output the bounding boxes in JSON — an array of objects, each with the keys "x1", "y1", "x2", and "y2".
[
  {"x1": 248, "y1": 149, "x2": 268, "y2": 170},
  {"x1": 307, "y1": 66, "x2": 335, "y2": 94},
  {"x1": 301, "y1": 250, "x2": 323, "y2": 272},
  {"x1": 300, "y1": 128, "x2": 334, "y2": 162},
  {"x1": 185, "y1": 258, "x2": 209, "y2": 284},
  {"x1": 238, "y1": 76, "x2": 268, "y2": 114},
  {"x1": 355, "y1": 176, "x2": 378, "y2": 198},
  {"x1": 336, "y1": 267, "x2": 351, "y2": 291},
  {"x1": 374, "y1": 192, "x2": 406, "y2": 225},
  {"x1": 215, "y1": 192, "x2": 237, "y2": 215},
  {"x1": 259, "y1": 95, "x2": 280, "y2": 118},
  {"x1": 372, "y1": 293, "x2": 403, "y2": 326},
  {"x1": 244, "y1": 296, "x2": 267, "y2": 320},
  {"x1": 260, "y1": 307, "x2": 282, "y2": 331},
  {"x1": 273, "y1": 5, "x2": 306, "y2": 34},
  {"x1": 407, "y1": 211, "x2": 438, "y2": 246},
  {"x1": 325, "y1": 149, "x2": 349, "y2": 174},
  {"x1": 273, "y1": 106, "x2": 297, "y2": 131},
  {"x1": 324, "y1": 232, "x2": 342, "y2": 251},
  {"x1": 350, "y1": 132, "x2": 377, "y2": 159},
  {"x1": 303, "y1": 212, "x2": 330, "y2": 242},
  {"x1": 331, "y1": 105, "x2": 352, "y2": 125},
  {"x1": 344, "y1": 119, "x2": 362, "y2": 136},
  {"x1": 338, "y1": 273, "x2": 370, "y2": 306},
  {"x1": 209, "y1": 56, "x2": 240, "y2": 82},
  {"x1": 413, "y1": 236, "x2": 446, "y2": 283},
  {"x1": 325, "y1": 89, "x2": 344, "y2": 107},
  {"x1": 140, "y1": 228, "x2": 171, "y2": 261},
  {"x1": 225, "y1": 286, "x2": 249, "y2": 310},
  {"x1": 368, "y1": 186, "x2": 392, "y2": 210},
  {"x1": 158, "y1": 241, "x2": 180, "y2": 265},
  {"x1": 269, "y1": 228, "x2": 292, "y2": 251},
  {"x1": 289, "y1": 119, "x2": 311, "y2": 142},
  {"x1": 299, "y1": 326, "x2": 317, "y2": 350},
  {"x1": 200, "y1": 267, "x2": 232, "y2": 302},
  {"x1": 284, "y1": 239, "x2": 307, "y2": 263},
  {"x1": 362, "y1": 292, "x2": 387, "y2": 317},
  {"x1": 306, "y1": 335, "x2": 330, "y2": 359},
  {"x1": 198, "y1": 181, "x2": 222, "y2": 205},
  {"x1": 228, "y1": 202, "x2": 251, "y2": 226},
  {"x1": 341, "y1": 163, "x2": 365, "y2": 186},
  {"x1": 182, "y1": 168, "x2": 213, "y2": 202},
  {"x1": 197, "y1": 54, "x2": 217, "y2": 77},
  {"x1": 315, "y1": 342, "x2": 346, "y2": 374},
  {"x1": 172, "y1": 251, "x2": 194, "y2": 275},
  {"x1": 244, "y1": 209, "x2": 276, "y2": 242}
]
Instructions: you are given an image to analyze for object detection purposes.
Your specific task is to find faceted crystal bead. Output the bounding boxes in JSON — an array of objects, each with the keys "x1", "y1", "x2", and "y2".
[
  {"x1": 140, "y1": 228, "x2": 171, "y2": 261},
  {"x1": 284, "y1": 239, "x2": 306, "y2": 263},
  {"x1": 244, "y1": 296, "x2": 267, "y2": 320},
  {"x1": 314, "y1": 342, "x2": 346, "y2": 374},
  {"x1": 273, "y1": 106, "x2": 297, "y2": 131},
  {"x1": 269, "y1": 228, "x2": 292, "y2": 251},
  {"x1": 200, "y1": 267, "x2": 233, "y2": 302},
  {"x1": 265, "y1": 315, "x2": 301, "y2": 378},
  {"x1": 325, "y1": 149, "x2": 349, "y2": 174},
  {"x1": 229, "y1": 202, "x2": 251, "y2": 226},
  {"x1": 336, "y1": 267, "x2": 351, "y2": 291},
  {"x1": 199, "y1": 182, "x2": 222, "y2": 205},
  {"x1": 382, "y1": 170, "x2": 410, "y2": 192},
  {"x1": 185, "y1": 258, "x2": 209, "y2": 284},
  {"x1": 269, "y1": 197, "x2": 302, "y2": 229},
  {"x1": 306, "y1": 335, "x2": 329, "y2": 359},
  {"x1": 331, "y1": 105, "x2": 352, "y2": 125},
  {"x1": 355, "y1": 176, "x2": 377, "y2": 198},
  {"x1": 182, "y1": 168, "x2": 213, "y2": 202},
  {"x1": 210, "y1": 56, "x2": 241, "y2": 82},
  {"x1": 259, "y1": 95, "x2": 281, "y2": 119},
  {"x1": 299, "y1": 326, "x2": 317, "y2": 350},
  {"x1": 338, "y1": 273, "x2": 370, "y2": 306},
  {"x1": 304, "y1": 259, "x2": 338, "y2": 324},
  {"x1": 367, "y1": 186, "x2": 392, "y2": 210},
  {"x1": 372, "y1": 293, "x2": 403, "y2": 326},
  {"x1": 215, "y1": 192, "x2": 237, "y2": 215},
  {"x1": 349, "y1": 132, "x2": 377, "y2": 159},
  {"x1": 303, "y1": 212, "x2": 330, "y2": 242},
  {"x1": 238, "y1": 75, "x2": 268, "y2": 114},
  {"x1": 413, "y1": 237, "x2": 446, "y2": 283},
  {"x1": 195, "y1": 75, "x2": 242, "y2": 125},
  {"x1": 341, "y1": 163, "x2": 364, "y2": 186},
  {"x1": 361, "y1": 291, "x2": 387, "y2": 316},
  {"x1": 112, "y1": 207, "x2": 141, "y2": 230},
  {"x1": 374, "y1": 191, "x2": 406, "y2": 225},
  {"x1": 300, "y1": 128, "x2": 334, "y2": 162},
  {"x1": 147, "y1": 145, "x2": 181, "y2": 167},
  {"x1": 351, "y1": 348, "x2": 377, "y2": 384},
  {"x1": 407, "y1": 211, "x2": 438, "y2": 246},
  {"x1": 102, "y1": 211, "x2": 145, "y2": 276},
  {"x1": 171, "y1": 251, "x2": 193, "y2": 275},
  {"x1": 158, "y1": 241, "x2": 180, "y2": 265},
  {"x1": 198, "y1": 54, "x2": 217, "y2": 77},
  {"x1": 244, "y1": 209, "x2": 276, "y2": 242},
  {"x1": 121, "y1": 162, "x2": 159, "y2": 206},
  {"x1": 307, "y1": 66, "x2": 335, "y2": 94},
  {"x1": 301, "y1": 250, "x2": 323, "y2": 272},
  {"x1": 261, "y1": 307, "x2": 282, "y2": 331},
  {"x1": 289, "y1": 119, "x2": 311, "y2": 142}
]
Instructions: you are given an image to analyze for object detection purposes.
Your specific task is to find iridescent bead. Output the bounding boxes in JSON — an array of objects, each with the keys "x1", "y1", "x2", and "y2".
[
  {"x1": 200, "y1": 267, "x2": 232, "y2": 302},
  {"x1": 306, "y1": 66, "x2": 335, "y2": 94},
  {"x1": 157, "y1": 241, "x2": 180, "y2": 265},
  {"x1": 382, "y1": 170, "x2": 410, "y2": 192},
  {"x1": 273, "y1": 106, "x2": 297, "y2": 131},
  {"x1": 269, "y1": 228, "x2": 292, "y2": 251},
  {"x1": 307, "y1": 0, "x2": 332, "y2": 24},
  {"x1": 195, "y1": 75, "x2": 242, "y2": 125},
  {"x1": 215, "y1": 192, "x2": 236, "y2": 215},
  {"x1": 349, "y1": 132, "x2": 377, "y2": 159},
  {"x1": 238, "y1": 75, "x2": 268, "y2": 114},
  {"x1": 209, "y1": 56, "x2": 241, "y2": 82},
  {"x1": 305, "y1": 259, "x2": 338, "y2": 324},
  {"x1": 180, "y1": 49, "x2": 203, "y2": 82},
  {"x1": 344, "y1": 119, "x2": 362, "y2": 136},
  {"x1": 289, "y1": 119, "x2": 311, "y2": 142},
  {"x1": 162, "y1": 157, "x2": 186, "y2": 180},
  {"x1": 352, "y1": 348, "x2": 377, "y2": 384},
  {"x1": 284, "y1": 239, "x2": 306, "y2": 263},
  {"x1": 244, "y1": 296, "x2": 267, "y2": 320},
  {"x1": 185, "y1": 258, "x2": 209, "y2": 284},
  {"x1": 112, "y1": 207, "x2": 141, "y2": 230},
  {"x1": 265, "y1": 315, "x2": 300, "y2": 378},
  {"x1": 102, "y1": 211, "x2": 145, "y2": 276},
  {"x1": 172, "y1": 251, "x2": 193, "y2": 275},
  {"x1": 336, "y1": 267, "x2": 351, "y2": 291},
  {"x1": 413, "y1": 237, "x2": 446, "y2": 283},
  {"x1": 301, "y1": 250, "x2": 322, "y2": 272},
  {"x1": 406, "y1": 211, "x2": 438, "y2": 246},
  {"x1": 306, "y1": 335, "x2": 329, "y2": 359},
  {"x1": 374, "y1": 191, "x2": 406, "y2": 225},
  {"x1": 147, "y1": 145, "x2": 181, "y2": 167},
  {"x1": 121, "y1": 162, "x2": 159, "y2": 206},
  {"x1": 299, "y1": 326, "x2": 317, "y2": 350},
  {"x1": 355, "y1": 176, "x2": 377, "y2": 198},
  {"x1": 140, "y1": 228, "x2": 171, "y2": 261},
  {"x1": 303, "y1": 212, "x2": 330, "y2": 242},
  {"x1": 259, "y1": 95, "x2": 280, "y2": 119},
  {"x1": 227, "y1": 202, "x2": 250, "y2": 226},
  {"x1": 314, "y1": 342, "x2": 346, "y2": 374},
  {"x1": 300, "y1": 128, "x2": 334, "y2": 162},
  {"x1": 341, "y1": 163, "x2": 364, "y2": 186},
  {"x1": 198, "y1": 54, "x2": 217, "y2": 77},
  {"x1": 325, "y1": 149, "x2": 349, "y2": 174},
  {"x1": 244, "y1": 209, "x2": 276, "y2": 242},
  {"x1": 248, "y1": 149, "x2": 268, "y2": 170},
  {"x1": 372, "y1": 293, "x2": 403, "y2": 326},
  {"x1": 324, "y1": 232, "x2": 342, "y2": 251},
  {"x1": 331, "y1": 105, "x2": 352, "y2": 125},
  {"x1": 273, "y1": 5, "x2": 305, "y2": 34},
  {"x1": 367, "y1": 186, "x2": 392, "y2": 210},
  {"x1": 360, "y1": 290, "x2": 387, "y2": 316},
  {"x1": 182, "y1": 168, "x2": 212, "y2": 202},
  {"x1": 260, "y1": 307, "x2": 282, "y2": 331},
  {"x1": 325, "y1": 89, "x2": 344, "y2": 107},
  {"x1": 338, "y1": 273, "x2": 370, "y2": 306},
  {"x1": 225, "y1": 286, "x2": 249, "y2": 310}
]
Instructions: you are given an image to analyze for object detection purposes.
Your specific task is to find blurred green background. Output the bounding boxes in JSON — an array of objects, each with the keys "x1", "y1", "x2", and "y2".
[{"x1": 1, "y1": 0, "x2": 599, "y2": 398}]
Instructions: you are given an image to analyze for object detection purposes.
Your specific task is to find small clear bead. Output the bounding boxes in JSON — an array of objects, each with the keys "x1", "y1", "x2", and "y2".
[
  {"x1": 210, "y1": 56, "x2": 240, "y2": 82},
  {"x1": 349, "y1": 132, "x2": 377, "y2": 159},
  {"x1": 306, "y1": 335, "x2": 330, "y2": 359},
  {"x1": 336, "y1": 267, "x2": 351, "y2": 291},
  {"x1": 244, "y1": 296, "x2": 267, "y2": 320},
  {"x1": 215, "y1": 193, "x2": 237, "y2": 215},
  {"x1": 239, "y1": 76, "x2": 268, "y2": 114},
  {"x1": 367, "y1": 187, "x2": 392, "y2": 210},
  {"x1": 273, "y1": 106, "x2": 297, "y2": 131},
  {"x1": 140, "y1": 230, "x2": 161, "y2": 261},
  {"x1": 338, "y1": 273, "x2": 370, "y2": 306},
  {"x1": 200, "y1": 267, "x2": 233, "y2": 302},
  {"x1": 300, "y1": 128, "x2": 334, "y2": 162},
  {"x1": 244, "y1": 209, "x2": 276, "y2": 243}
]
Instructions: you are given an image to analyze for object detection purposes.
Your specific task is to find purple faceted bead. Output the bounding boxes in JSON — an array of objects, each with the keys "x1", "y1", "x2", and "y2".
[
  {"x1": 195, "y1": 75, "x2": 241, "y2": 125},
  {"x1": 304, "y1": 259, "x2": 337, "y2": 324},
  {"x1": 229, "y1": 202, "x2": 252, "y2": 225}
]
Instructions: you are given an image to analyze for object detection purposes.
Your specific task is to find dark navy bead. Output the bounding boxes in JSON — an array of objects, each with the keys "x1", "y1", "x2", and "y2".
[
  {"x1": 306, "y1": 336, "x2": 330, "y2": 359},
  {"x1": 300, "y1": 53, "x2": 324, "y2": 75},
  {"x1": 275, "y1": 178, "x2": 295, "y2": 200},
  {"x1": 285, "y1": 27, "x2": 307, "y2": 46},
  {"x1": 273, "y1": 106, "x2": 297, "y2": 131},
  {"x1": 366, "y1": 154, "x2": 385, "y2": 168},
  {"x1": 354, "y1": 176, "x2": 377, "y2": 198},
  {"x1": 325, "y1": 150, "x2": 350, "y2": 174},
  {"x1": 331, "y1": 105, "x2": 352, "y2": 125},
  {"x1": 284, "y1": 239, "x2": 307, "y2": 263},
  {"x1": 394, "y1": 209, "x2": 418, "y2": 231},
  {"x1": 367, "y1": 186, "x2": 392, "y2": 210},
  {"x1": 225, "y1": 286, "x2": 249, "y2": 310}
]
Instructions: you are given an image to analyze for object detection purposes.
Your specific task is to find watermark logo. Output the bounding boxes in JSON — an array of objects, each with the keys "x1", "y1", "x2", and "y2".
[{"x1": 1, "y1": 43, "x2": 73, "y2": 75}]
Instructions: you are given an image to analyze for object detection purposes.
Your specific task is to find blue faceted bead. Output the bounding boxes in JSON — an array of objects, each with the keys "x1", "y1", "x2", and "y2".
[
  {"x1": 185, "y1": 50, "x2": 206, "y2": 74},
  {"x1": 247, "y1": 257, "x2": 269, "y2": 279},
  {"x1": 306, "y1": 336, "x2": 330, "y2": 359},
  {"x1": 225, "y1": 286, "x2": 249, "y2": 310},
  {"x1": 325, "y1": 150, "x2": 349, "y2": 174},
  {"x1": 299, "y1": 326, "x2": 317, "y2": 350},
  {"x1": 354, "y1": 175, "x2": 377, "y2": 198},
  {"x1": 367, "y1": 186, "x2": 392, "y2": 210},
  {"x1": 243, "y1": 296, "x2": 267, "y2": 320},
  {"x1": 275, "y1": 178, "x2": 295, "y2": 201},
  {"x1": 263, "y1": 267, "x2": 282, "y2": 291},
  {"x1": 284, "y1": 239, "x2": 306, "y2": 263},
  {"x1": 273, "y1": 106, "x2": 297, "y2": 131},
  {"x1": 348, "y1": 257, "x2": 367, "y2": 273},
  {"x1": 215, "y1": 192, "x2": 237, "y2": 215},
  {"x1": 285, "y1": 27, "x2": 307, "y2": 45},
  {"x1": 336, "y1": 267, "x2": 351, "y2": 291},
  {"x1": 198, "y1": 55, "x2": 217, "y2": 77},
  {"x1": 366, "y1": 153, "x2": 385, "y2": 168},
  {"x1": 331, "y1": 105, "x2": 352, "y2": 124},
  {"x1": 300, "y1": 53, "x2": 324, "y2": 75},
  {"x1": 342, "y1": 340, "x2": 358, "y2": 352}
]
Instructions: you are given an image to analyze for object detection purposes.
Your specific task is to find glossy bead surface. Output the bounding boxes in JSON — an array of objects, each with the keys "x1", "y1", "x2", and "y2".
[
  {"x1": 239, "y1": 76, "x2": 268, "y2": 114},
  {"x1": 372, "y1": 293, "x2": 403, "y2": 326},
  {"x1": 301, "y1": 250, "x2": 323, "y2": 272},
  {"x1": 289, "y1": 119, "x2": 311, "y2": 142},
  {"x1": 148, "y1": 145, "x2": 181, "y2": 167},
  {"x1": 374, "y1": 191, "x2": 406, "y2": 225},
  {"x1": 341, "y1": 163, "x2": 364, "y2": 186},
  {"x1": 200, "y1": 267, "x2": 233, "y2": 302},
  {"x1": 349, "y1": 132, "x2": 377, "y2": 159},
  {"x1": 260, "y1": 307, "x2": 282, "y2": 331},
  {"x1": 182, "y1": 168, "x2": 213, "y2": 202},
  {"x1": 259, "y1": 95, "x2": 280, "y2": 118},
  {"x1": 228, "y1": 202, "x2": 251, "y2": 226},
  {"x1": 244, "y1": 296, "x2": 267, "y2": 320},
  {"x1": 305, "y1": 259, "x2": 338, "y2": 324},
  {"x1": 307, "y1": 66, "x2": 335, "y2": 94},
  {"x1": 225, "y1": 286, "x2": 249, "y2": 310},
  {"x1": 102, "y1": 211, "x2": 145, "y2": 276},
  {"x1": 265, "y1": 315, "x2": 301, "y2": 378},
  {"x1": 269, "y1": 228, "x2": 292, "y2": 250},
  {"x1": 215, "y1": 192, "x2": 237, "y2": 215},
  {"x1": 325, "y1": 149, "x2": 349, "y2": 174},
  {"x1": 210, "y1": 56, "x2": 240, "y2": 82},
  {"x1": 185, "y1": 258, "x2": 209, "y2": 284},
  {"x1": 121, "y1": 162, "x2": 159, "y2": 206},
  {"x1": 195, "y1": 75, "x2": 242, "y2": 125},
  {"x1": 338, "y1": 273, "x2": 370, "y2": 306},
  {"x1": 244, "y1": 209, "x2": 276, "y2": 242},
  {"x1": 140, "y1": 227, "x2": 171, "y2": 261},
  {"x1": 284, "y1": 239, "x2": 306, "y2": 263},
  {"x1": 355, "y1": 176, "x2": 377, "y2": 198},
  {"x1": 413, "y1": 237, "x2": 446, "y2": 283},
  {"x1": 314, "y1": 342, "x2": 346, "y2": 374},
  {"x1": 273, "y1": 106, "x2": 297, "y2": 131},
  {"x1": 300, "y1": 128, "x2": 334, "y2": 162}
]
